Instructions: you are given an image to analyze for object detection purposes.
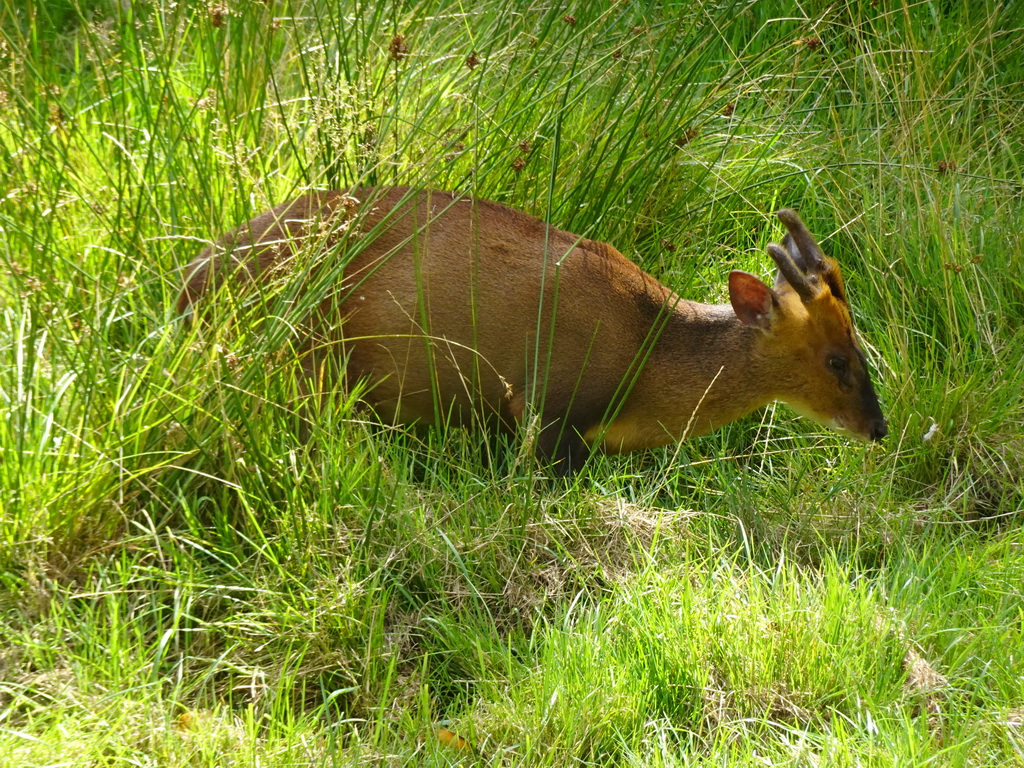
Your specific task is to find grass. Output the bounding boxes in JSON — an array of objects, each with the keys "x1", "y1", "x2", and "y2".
[{"x1": 2, "y1": 0, "x2": 1024, "y2": 764}]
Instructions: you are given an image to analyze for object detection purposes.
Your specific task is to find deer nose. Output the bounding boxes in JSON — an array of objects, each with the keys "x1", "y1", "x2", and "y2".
[{"x1": 870, "y1": 420, "x2": 888, "y2": 441}]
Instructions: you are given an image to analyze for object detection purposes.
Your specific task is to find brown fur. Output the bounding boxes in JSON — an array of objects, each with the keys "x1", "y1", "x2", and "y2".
[{"x1": 178, "y1": 187, "x2": 886, "y2": 473}]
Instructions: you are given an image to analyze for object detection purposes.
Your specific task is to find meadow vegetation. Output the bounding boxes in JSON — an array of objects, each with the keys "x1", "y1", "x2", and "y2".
[{"x1": 1, "y1": 0, "x2": 1023, "y2": 764}]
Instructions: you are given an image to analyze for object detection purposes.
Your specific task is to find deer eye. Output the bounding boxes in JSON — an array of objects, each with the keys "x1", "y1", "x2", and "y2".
[{"x1": 827, "y1": 356, "x2": 848, "y2": 373}]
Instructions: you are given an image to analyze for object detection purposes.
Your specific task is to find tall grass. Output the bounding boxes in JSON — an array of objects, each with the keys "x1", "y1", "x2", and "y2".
[{"x1": 1, "y1": 0, "x2": 1023, "y2": 765}]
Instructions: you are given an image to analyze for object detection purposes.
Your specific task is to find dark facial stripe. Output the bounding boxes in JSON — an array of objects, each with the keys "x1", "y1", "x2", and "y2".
[{"x1": 825, "y1": 273, "x2": 846, "y2": 305}]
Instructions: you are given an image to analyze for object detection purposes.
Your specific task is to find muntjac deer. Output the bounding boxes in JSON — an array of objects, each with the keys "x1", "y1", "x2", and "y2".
[{"x1": 178, "y1": 187, "x2": 887, "y2": 474}]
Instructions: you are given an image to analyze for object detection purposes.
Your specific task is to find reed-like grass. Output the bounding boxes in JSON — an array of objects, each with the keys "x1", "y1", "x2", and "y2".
[{"x1": 1, "y1": 0, "x2": 1022, "y2": 764}]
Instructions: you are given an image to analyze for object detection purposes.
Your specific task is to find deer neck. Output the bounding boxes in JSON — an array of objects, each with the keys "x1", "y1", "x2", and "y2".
[{"x1": 586, "y1": 301, "x2": 780, "y2": 453}]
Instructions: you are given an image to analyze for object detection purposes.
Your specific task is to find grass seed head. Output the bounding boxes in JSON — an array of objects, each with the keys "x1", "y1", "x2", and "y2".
[
  {"x1": 673, "y1": 127, "x2": 698, "y2": 147},
  {"x1": 193, "y1": 90, "x2": 216, "y2": 110},
  {"x1": 209, "y1": 3, "x2": 227, "y2": 27},
  {"x1": 389, "y1": 34, "x2": 409, "y2": 61}
]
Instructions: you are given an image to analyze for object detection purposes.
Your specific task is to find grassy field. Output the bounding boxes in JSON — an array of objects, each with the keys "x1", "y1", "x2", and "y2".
[{"x1": 2, "y1": 0, "x2": 1023, "y2": 764}]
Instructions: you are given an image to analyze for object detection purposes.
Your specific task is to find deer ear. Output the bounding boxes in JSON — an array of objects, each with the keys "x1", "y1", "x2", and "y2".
[{"x1": 729, "y1": 270, "x2": 777, "y2": 330}]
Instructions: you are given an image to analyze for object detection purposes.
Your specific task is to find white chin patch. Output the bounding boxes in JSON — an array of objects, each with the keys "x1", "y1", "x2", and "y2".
[
  {"x1": 787, "y1": 404, "x2": 865, "y2": 441},
  {"x1": 827, "y1": 417, "x2": 871, "y2": 442}
]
